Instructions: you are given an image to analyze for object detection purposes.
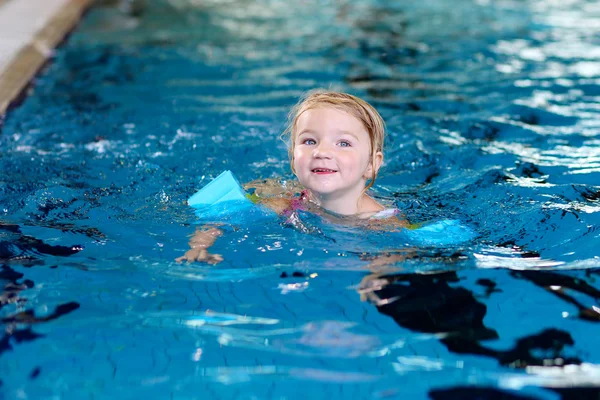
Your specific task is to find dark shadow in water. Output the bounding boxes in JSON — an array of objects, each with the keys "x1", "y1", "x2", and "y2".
[
  {"x1": 0, "y1": 327, "x2": 44, "y2": 357},
  {"x1": 375, "y1": 271, "x2": 497, "y2": 340},
  {"x1": 373, "y1": 271, "x2": 580, "y2": 369},
  {"x1": 2, "y1": 301, "x2": 80, "y2": 325},
  {"x1": 476, "y1": 278, "x2": 501, "y2": 297},
  {"x1": 429, "y1": 386, "x2": 541, "y2": 400},
  {"x1": 0, "y1": 222, "x2": 83, "y2": 363},
  {"x1": 0, "y1": 222, "x2": 84, "y2": 264},
  {"x1": 0, "y1": 265, "x2": 33, "y2": 311},
  {"x1": 552, "y1": 387, "x2": 600, "y2": 400},
  {"x1": 0, "y1": 264, "x2": 80, "y2": 357},
  {"x1": 574, "y1": 186, "x2": 600, "y2": 202},
  {"x1": 369, "y1": 265, "x2": 600, "y2": 399},
  {"x1": 29, "y1": 367, "x2": 41, "y2": 379},
  {"x1": 511, "y1": 270, "x2": 600, "y2": 322},
  {"x1": 430, "y1": 385, "x2": 600, "y2": 400}
]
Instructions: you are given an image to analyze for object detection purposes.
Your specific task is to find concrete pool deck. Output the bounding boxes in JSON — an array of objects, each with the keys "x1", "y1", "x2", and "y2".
[{"x1": 0, "y1": 0, "x2": 92, "y2": 115}]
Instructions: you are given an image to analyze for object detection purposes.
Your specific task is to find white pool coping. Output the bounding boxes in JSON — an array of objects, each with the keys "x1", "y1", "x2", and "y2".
[{"x1": 0, "y1": 0, "x2": 92, "y2": 115}]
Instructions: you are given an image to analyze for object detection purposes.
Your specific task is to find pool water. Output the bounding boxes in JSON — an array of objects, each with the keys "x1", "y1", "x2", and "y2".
[{"x1": 1, "y1": 0, "x2": 600, "y2": 398}]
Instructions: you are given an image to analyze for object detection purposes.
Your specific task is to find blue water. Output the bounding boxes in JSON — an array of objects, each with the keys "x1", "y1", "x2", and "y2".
[{"x1": 1, "y1": 0, "x2": 600, "y2": 398}]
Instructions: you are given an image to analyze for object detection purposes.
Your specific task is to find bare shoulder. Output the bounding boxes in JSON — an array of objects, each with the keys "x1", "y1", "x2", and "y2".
[
  {"x1": 366, "y1": 215, "x2": 409, "y2": 231},
  {"x1": 243, "y1": 178, "x2": 302, "y2": 197},
  {"x1": 258, "y1": 197, "x2": 292, "y2": 215},
  {"x1": 359, "y1": 196, "x2": 409, "y2": 230},
  {"x1": 358, "y1": 195, "x2": 385, "y2": 213},
  {"x1": 243, "y1": 178, "x2": 301, "y2": 215}
]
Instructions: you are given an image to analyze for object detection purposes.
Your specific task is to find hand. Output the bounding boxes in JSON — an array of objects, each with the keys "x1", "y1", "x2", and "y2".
[
  {"x1": 357, "y1": 251, "x2": 412, "y2": 304},
  {"x1": 358, "y1": 273, "x2": 389, "y2": 303},
  {"x1": 175, "y1": 247, "x2": 223, "y2": 264},
  {"x1": 175, "y1": 227, "x2": 224, "y2": 264}
]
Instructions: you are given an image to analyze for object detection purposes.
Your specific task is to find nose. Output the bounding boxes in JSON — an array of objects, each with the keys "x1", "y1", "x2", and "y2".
[{"x1": 313, "y1": 141, "x2": 333, "y2": 159}]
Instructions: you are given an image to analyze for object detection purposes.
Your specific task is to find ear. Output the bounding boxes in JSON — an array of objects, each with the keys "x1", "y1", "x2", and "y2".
[{"x1": 364, "y1": 151, "x2": 383, "y2": 179}]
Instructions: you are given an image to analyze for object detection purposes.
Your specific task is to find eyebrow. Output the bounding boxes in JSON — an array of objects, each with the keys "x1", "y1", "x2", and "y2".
[
  {"x1": 337, "y1": 130, "x2": 361, "y2": 141},
  {"x1": 297, "y1": 129, "x2": 361, "y2": 141}
]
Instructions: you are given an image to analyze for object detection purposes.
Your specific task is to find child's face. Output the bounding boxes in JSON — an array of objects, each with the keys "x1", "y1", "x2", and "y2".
[{"x1": 293, "y1": 106, "x2": 381, "y2": 203}]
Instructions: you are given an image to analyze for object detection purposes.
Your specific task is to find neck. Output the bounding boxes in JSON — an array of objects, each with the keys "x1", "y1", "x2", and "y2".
[{"x1": 307, "y1": 188, "x2": 365, "y2": 215}]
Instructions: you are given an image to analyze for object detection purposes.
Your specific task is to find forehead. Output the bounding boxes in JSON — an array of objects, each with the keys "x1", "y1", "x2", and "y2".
[{"x1": 295, "y1": 106, "x2": 367, "y2": 135}]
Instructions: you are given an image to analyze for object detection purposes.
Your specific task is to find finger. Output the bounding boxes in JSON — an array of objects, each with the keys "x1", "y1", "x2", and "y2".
[
  {"x1": 176, "y1": 255, "x2": 192, "y2": 263},
  {"x1": 191, "y1": 250, "x2": 206, "y2": 262},
  {"x1": 208, "y1": 254, "x2": 223, "y2": 264}
]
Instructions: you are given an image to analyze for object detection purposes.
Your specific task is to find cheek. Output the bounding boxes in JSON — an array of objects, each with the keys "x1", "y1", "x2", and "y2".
[
  {"x1": 294, "y1": 147, "x2": 306, "y2": 159},
  {"x1": 342, "y1": 151, "x2": 366, "y2": 169},
  {"x1": 292, "y1": 148, "x2": 305, "y2": 171}
]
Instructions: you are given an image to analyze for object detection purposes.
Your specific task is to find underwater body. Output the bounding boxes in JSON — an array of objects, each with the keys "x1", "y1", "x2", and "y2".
[{"x1": 1, "y1": 0, "x2": 600, "y2": 399}]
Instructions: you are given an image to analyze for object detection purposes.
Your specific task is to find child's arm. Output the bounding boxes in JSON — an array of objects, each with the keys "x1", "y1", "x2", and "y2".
[
  {"x1": 374, "y1": 216, "x2": 409, "y2": 229},
  {"x1": 176, "y1": 179, "x2": 294, "y2": 264},
  {"x1": 244, "y1": 178, "x2": 299, "y2": 215},
  {"x1": 256, "y1": 197, "x2": 292, "y2": 215},
  {"x1": 243, "y1": 178, "x2": 303, "y2": 198},
  {"x1": 357, "y1": 250, "x2": 416, "y2": 303},
  {"x1": 175, "y1": 197, "x2": 290, "y2": 264},
  {"x1": 175, "y1": 226, "x2": 224, "y2": 264}
]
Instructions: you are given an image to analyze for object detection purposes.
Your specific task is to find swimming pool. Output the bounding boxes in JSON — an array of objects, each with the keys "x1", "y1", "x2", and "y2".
[{"x1": 1, "y1": 0, "x2": 599, "y2": 398}]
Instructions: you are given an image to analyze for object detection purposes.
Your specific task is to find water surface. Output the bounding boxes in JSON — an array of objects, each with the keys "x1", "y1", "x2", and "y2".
[{"x1": 1, "y1": 0, "x2": 600, "y2": 398}]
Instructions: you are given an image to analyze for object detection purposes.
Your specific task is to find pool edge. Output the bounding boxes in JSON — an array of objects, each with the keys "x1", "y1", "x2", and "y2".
[{"x1": 0, "y1": 0, "x2": 94, "y2": 116}]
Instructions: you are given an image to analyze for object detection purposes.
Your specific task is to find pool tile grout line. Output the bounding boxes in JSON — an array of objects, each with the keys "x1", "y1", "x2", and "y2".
[{"x1": 0, "y1": 0, "x2": 94, "y2": 115}]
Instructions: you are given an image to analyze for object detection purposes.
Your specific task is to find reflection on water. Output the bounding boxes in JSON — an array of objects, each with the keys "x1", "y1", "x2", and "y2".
[{"x1": 1, "y1": 0, "x2": 600, "y2": 398}]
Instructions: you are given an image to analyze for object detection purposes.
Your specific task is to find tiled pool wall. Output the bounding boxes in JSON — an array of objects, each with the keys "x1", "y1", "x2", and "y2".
[{"x1": 0, "y1": 0, "x2": 92, "y2": 114}]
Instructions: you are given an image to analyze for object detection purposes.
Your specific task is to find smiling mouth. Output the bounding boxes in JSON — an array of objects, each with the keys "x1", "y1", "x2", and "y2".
[{"x1": 311, "y1": 168, "x2": 337, "y2": 174}]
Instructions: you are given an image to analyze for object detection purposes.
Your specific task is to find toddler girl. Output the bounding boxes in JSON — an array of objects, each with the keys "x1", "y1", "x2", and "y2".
[{"x1": 176, "y1": 89, "x2": 406, "y2": 264}]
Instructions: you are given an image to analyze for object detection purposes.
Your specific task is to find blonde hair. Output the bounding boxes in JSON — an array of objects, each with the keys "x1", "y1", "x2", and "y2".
[{"x1": 282, "y1": 89, "x2": 385, "y2": 192}]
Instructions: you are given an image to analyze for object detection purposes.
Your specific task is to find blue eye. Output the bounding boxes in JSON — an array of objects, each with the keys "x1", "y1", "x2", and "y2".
[
  {"x1": 303, "y1": 139, "x2": 316, "y2": 145},
  {"x1": 338, "y1": 141, "x2": 351, "y2": 147}
]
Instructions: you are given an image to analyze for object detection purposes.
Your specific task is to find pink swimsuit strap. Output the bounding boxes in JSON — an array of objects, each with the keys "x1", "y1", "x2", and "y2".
[{"x1": 284, "y1": 189, "x2": 310, "y2": 216}]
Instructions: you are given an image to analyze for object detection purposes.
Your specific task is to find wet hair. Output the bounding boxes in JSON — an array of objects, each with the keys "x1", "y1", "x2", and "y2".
[{"x1": 282, "y1": 89, "x2": 385, "y2": 192}]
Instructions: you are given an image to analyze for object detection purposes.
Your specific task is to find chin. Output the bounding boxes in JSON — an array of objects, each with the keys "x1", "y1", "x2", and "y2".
[{"x1": 307, "y1": 187, "x2": 340, "y2": 198}]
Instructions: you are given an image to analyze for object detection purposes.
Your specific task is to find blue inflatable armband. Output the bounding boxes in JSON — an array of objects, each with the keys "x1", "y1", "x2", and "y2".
[
  {"x1": 189, "y1": 171, "x2": 248, "y2": 207},
  {"x1": 188, "y1": 170, "x2": 255, "y2": 220},
  {"x1": 188, "y1": 171, "x2": 476, "y2": 245},
  {"x1": 403, "y1": 219, "x2": 475, "y2": 246}
]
